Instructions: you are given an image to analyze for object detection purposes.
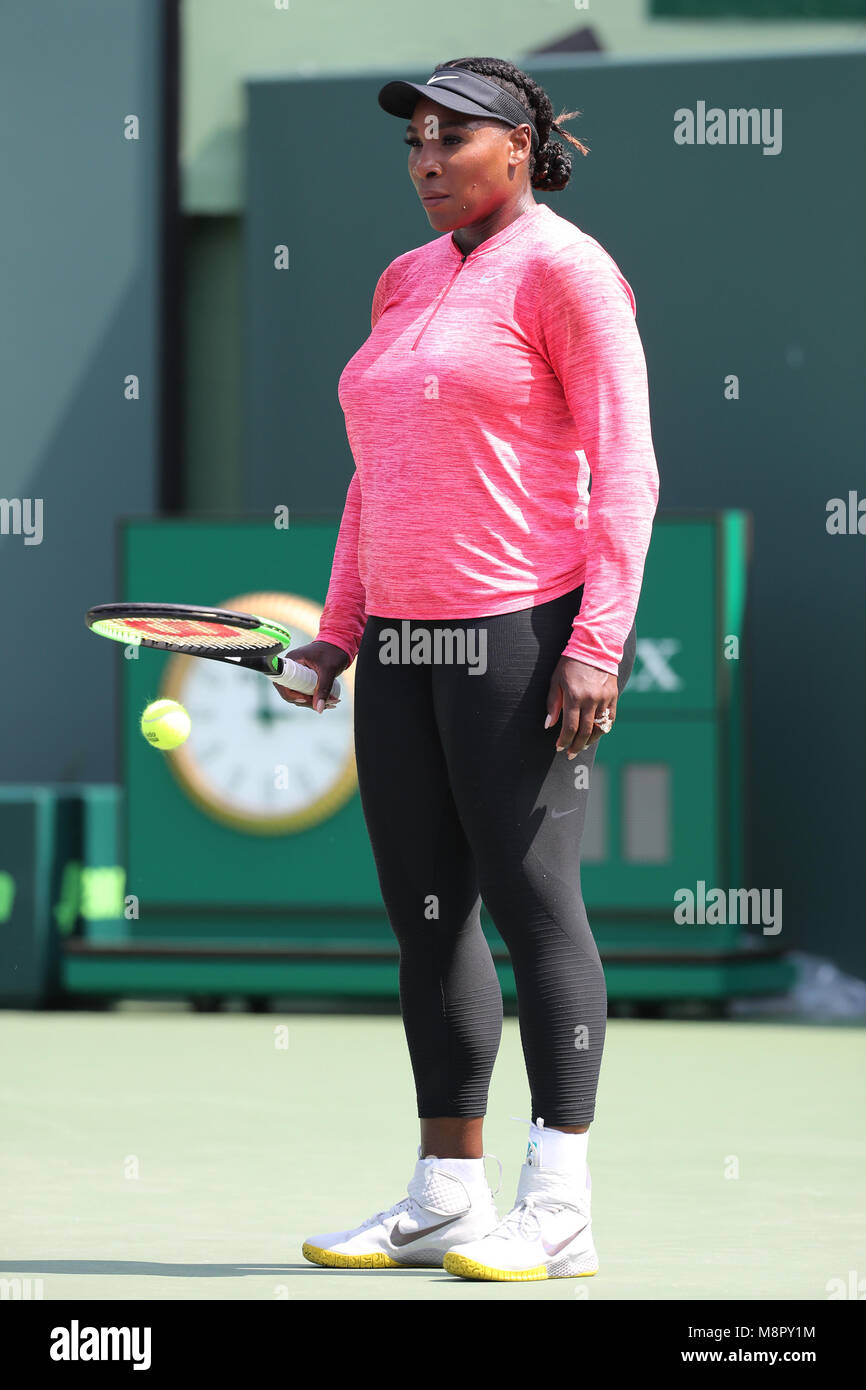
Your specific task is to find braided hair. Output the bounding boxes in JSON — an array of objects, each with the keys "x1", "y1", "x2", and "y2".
[{"x1": 436, "y1": 56, "x2": 588, "y2": 191}]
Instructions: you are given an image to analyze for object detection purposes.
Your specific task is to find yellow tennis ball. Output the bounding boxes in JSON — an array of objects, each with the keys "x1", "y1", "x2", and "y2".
[{"x1": 140, "y1": 699, "x2": 191, "y2": 750}]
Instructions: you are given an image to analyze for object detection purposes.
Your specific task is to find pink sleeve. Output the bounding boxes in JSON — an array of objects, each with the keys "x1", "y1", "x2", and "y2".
[
  {"x1": 534, "y1": 243, "x2": 659, "y2": 674},
  {"x1": 315, "y1": 470, "x2": 367, "y2": 664},
  {"x1": 314, "y1": 269, "x2": 394, "y2": 663}
]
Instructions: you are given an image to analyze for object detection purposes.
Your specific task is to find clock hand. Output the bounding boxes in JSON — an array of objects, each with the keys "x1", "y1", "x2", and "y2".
[{"x1": 255, "y1": 684, "x2": 296, "y2": 727}]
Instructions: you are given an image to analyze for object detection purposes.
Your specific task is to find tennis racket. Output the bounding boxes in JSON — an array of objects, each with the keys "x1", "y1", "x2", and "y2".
[{"x1": 85, "y1": 602, "x2": 341, "y2": 705}]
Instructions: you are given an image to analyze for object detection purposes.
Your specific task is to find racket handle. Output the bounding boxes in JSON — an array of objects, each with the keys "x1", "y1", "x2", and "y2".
[{"x1": 270, "y1": 657, "x2": 341, "y2": 704}]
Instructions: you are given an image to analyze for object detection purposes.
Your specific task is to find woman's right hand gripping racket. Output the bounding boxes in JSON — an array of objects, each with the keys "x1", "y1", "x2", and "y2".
[
  {"x1": 269, "y1": 639, "x2": 349, "y2": 711},
  {"x1": 85, "y1": 603, "x2": 346, "y2": 709}
]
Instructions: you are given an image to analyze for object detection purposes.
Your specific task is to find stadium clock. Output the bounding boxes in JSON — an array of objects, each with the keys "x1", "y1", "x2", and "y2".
[{"x1": 160, "y1": 591, "x2": 356, "y2": 834}]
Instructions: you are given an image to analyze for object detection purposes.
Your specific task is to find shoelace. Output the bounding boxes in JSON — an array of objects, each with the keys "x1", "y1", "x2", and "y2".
[
  {"x1": 357, "y1": 1196, "x2": 411, "y2": 1232},
  {"x1": 484, "y1": 1152, "x2": 504, "y2": 1196},
  {"x1": 490, "y1": 1190, "x2": 588, "y2": 1243}
]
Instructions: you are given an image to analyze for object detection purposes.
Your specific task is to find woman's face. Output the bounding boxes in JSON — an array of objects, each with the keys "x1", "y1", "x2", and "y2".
[{"x1": 404, "y1": 96, "x2": 532, "y2": 228}]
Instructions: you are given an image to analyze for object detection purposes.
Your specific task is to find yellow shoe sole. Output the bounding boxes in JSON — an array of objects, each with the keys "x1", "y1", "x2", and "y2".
[
  {"x1": 302, "y1": 1242, "x2": 404, "y2": 1269},
  {"x1": 443, "y1": 1251, "x2": 597, "y2": 1283}
]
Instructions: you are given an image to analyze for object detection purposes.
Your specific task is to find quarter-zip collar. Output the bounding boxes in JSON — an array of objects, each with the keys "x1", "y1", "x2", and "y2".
[
  {"x1": 410, "y1": 202, "x2": 548, "y2": 352},
  {"x1": 446, "y1": 200, "x2": 548, "y2": 262}
]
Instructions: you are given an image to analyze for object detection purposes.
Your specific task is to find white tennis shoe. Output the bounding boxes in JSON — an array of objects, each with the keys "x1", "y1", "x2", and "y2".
[
  {"x1": 443, "y1": 1161, "x2": 597, "y2": 1281},
  {"x1": 302, "y1": 1149, "x2": 502, "y2": 1269}
]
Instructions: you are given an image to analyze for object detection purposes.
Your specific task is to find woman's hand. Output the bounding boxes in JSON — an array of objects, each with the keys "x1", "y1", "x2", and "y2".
[
  {"x1": 545, "y1": 656, "x2": 618, "y2": 757},
  {"x1": 272, "y1": 640, "x2": 350, "y2": 713}
]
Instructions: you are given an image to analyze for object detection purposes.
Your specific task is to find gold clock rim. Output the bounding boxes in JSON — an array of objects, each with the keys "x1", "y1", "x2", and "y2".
[{"x1": 160, "y1": 591, "x2": 357, "y2": 835}]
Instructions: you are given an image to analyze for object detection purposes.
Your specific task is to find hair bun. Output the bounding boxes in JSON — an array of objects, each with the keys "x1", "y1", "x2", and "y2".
[{"x1": 531, "y1": 141, "x2": 573, "y2": 192}]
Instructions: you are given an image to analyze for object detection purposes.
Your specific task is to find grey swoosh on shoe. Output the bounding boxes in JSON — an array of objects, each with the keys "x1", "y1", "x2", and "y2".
[
  {"x1": 542, "y1": 1223, "x2": 589, "y2": 1257},
  {"x1": 390, "y1": 1214, "x2": 466, "y2": 1248}
]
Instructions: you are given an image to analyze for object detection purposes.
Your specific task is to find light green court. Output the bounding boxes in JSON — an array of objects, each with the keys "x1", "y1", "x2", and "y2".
[{"x1": 1, "y1": 1011, "x2": 863, "y2": 1301}]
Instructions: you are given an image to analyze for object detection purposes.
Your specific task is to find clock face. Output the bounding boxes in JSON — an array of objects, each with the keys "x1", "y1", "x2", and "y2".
[{"x1": 161, "y1": 595, "x2": 357, "y2": 834}]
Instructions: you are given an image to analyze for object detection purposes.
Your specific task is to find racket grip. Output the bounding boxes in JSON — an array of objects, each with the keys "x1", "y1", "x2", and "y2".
[{"x1": 271, "y1": 658, "x2": 341, "y2": 704}]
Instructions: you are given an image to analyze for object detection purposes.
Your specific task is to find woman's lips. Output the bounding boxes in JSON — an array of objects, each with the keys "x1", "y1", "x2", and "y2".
[{"x1": 421, "y1": 193, "x2": 449, "y2": 203}]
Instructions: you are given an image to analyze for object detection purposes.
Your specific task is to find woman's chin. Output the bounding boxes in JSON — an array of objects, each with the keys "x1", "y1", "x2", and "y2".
[{"x1": 422, "y1": 198, "x2": 457, "y2": 222}]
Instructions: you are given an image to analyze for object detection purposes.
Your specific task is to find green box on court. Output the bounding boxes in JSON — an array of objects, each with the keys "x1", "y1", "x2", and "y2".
[{"x1": 59, "y1": 512, "x2": 793, "y2": 1004}]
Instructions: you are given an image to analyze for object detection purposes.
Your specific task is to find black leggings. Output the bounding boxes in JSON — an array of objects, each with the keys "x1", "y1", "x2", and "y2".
[{"x1": 353, "y1": 585, "x2": 636, "y2": 1128}]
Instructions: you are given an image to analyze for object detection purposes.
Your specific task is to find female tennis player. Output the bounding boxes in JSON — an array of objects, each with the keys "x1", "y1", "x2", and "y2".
[{"x1": 276, "y1": 57, "x2": 659, "y2": 1282}]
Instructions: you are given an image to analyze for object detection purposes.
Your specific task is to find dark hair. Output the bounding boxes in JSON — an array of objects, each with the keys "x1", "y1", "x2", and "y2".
[{"x1": 437, "y1": 56, "x2": 589, "y2": 191}]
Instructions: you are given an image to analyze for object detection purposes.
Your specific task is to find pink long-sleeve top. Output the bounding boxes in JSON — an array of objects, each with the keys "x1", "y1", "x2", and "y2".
[{"x1": 315, "y1": 200, "x2": 659, "y2": 675}]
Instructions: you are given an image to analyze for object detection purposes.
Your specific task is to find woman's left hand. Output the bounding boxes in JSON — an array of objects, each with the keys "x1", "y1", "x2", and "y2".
[{"x1": 545, "y1": 656, "x2": 618, "y2": 758}]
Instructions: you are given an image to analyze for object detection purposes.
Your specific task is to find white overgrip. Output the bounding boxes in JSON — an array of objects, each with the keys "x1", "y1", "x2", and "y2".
[{"x1": 270, "y1": 657, "x2": 341, "y2": 705}]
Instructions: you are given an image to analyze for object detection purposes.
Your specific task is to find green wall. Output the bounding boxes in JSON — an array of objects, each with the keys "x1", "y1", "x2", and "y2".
[
  {"x1": 0, "y1": 0, "x2": 163, "y2": 783},
  {"x1": 184, "y1": 217, "x2": 243, "y2": 513}
]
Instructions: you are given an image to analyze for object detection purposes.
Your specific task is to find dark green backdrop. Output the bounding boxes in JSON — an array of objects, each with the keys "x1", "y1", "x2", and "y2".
[{"x1": 0, "y1": 0, "x2": 163, "y2": 782}]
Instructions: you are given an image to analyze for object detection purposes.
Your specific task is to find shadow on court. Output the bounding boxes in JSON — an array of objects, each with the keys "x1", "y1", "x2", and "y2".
[{"x1": 0, "y1": 1260, "x2": 434, "y2": 1278}]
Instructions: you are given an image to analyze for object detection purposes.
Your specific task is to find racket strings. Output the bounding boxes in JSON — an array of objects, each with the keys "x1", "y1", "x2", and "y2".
[{"x1": 120, "y1": 618, "x2": 275, "y2": 650}]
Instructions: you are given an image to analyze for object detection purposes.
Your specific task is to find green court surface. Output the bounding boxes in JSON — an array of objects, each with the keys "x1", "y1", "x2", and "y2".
[{"x1": 0, "y1": 1010, "x2": 863, "y2": 1301}]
